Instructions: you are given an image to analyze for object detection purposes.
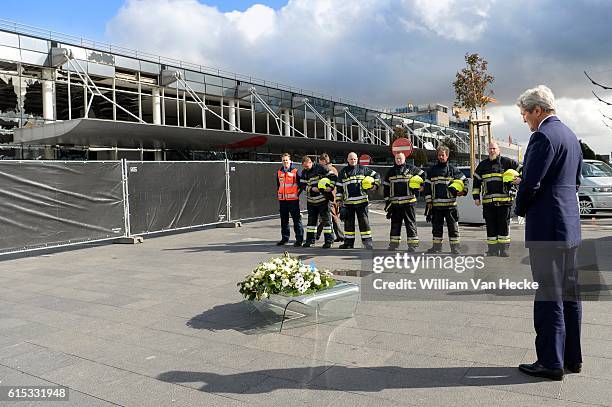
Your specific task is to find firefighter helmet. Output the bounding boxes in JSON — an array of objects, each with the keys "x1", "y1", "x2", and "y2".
[
  {"x1": 409, "y1": 175, "x2": 424, "y2": 190},
  {"x1": 362, "y1": 175, "x2": 375, "y2": 190},
  {"x1": 317, "y1": 177, "x2": 333, "y2": 190},
  {"x1": 448, "y1": 179, "x2": 465, "y2": 196},
  {"x1": 503, "y1": 169, "x2": 520, "y2": 183}
]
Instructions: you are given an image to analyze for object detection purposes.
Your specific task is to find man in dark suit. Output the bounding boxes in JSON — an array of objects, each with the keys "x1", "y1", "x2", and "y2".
[{"x1": 515, "y1": 85, "x2": 583, "y2": 381}]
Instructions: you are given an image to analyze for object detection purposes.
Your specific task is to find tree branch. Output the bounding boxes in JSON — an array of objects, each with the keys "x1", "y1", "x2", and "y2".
[
  {"x1": 585, "y1": 71, "x2": 612, "y2": 90},
  {"x1": 593, "y1": 91, "x2": 612, "y2": 106}
]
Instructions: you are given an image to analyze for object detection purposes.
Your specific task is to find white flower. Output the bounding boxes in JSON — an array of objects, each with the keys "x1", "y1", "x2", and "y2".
[
  {"x1": 313, "y1": 276, "x2": 321, "y2": 286},
  {"x1": 302, "y1": 281, "x2": 311, "y2": 290},
  {"x1": 282, "y1": 278, "x2": 290, "y2": 287},
  {"x1": 298, "y1": 285, "x2": 308, "y2": 294},
  {"x1": 270, "y1": 274, "x2": 276, "y2": 281}
]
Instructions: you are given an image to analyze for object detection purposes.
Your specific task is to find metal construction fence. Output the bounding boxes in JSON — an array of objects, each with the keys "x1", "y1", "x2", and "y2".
[{"x1": 0, "y1": 160, "x2": 391, "y2": 255}]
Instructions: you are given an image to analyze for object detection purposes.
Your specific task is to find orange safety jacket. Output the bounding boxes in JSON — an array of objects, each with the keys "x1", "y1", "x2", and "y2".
[{"x1": 277, "y1": 167, "x2": 300, "y2": 200}]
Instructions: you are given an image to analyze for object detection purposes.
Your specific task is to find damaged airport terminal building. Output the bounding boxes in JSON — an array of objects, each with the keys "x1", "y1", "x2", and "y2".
[{"x1": 0, "y1": 20, "x2": 497, "y2": 163}]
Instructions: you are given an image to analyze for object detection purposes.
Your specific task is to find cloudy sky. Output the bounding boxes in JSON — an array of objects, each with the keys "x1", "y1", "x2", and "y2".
[{"x1": 6, "y1": 0, "x2": 612, "y2": 152}]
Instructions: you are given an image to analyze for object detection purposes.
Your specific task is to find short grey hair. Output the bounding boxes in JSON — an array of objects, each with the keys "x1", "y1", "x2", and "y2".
[{"x1": 516, "y1": 85, "x2": 556, "y2": 113}]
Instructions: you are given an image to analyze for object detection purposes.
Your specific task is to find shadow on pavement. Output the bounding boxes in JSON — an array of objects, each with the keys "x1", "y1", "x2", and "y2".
[{"x1": 157, "y1": 365, "x2": 551, "y2": 393}]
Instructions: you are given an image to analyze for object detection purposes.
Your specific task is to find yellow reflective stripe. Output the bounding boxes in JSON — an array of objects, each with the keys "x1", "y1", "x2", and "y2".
[
  {"x1": 432, "y1": 238, "x2": 443, "y2": 244},
  {"x1": 345, "y1": 199, "x2": 368, "y2": 205},
  {"x1": 344, "y1": 231, "x2": 356, "y2": 235},
  {"x1": 433, "y1": 202, "x2": 457, "y2": 207},
  {"x1": 430, "y1": 176, "x2": 453, "y2": 181},
  {"x1": 407, "y1": 239, "x2": 419, "y2": 244},
  {"x1": 360, "y1": 231, "x2": 372, "y2": 235},
  {"x1": 482, "y1": 173, "x2": 503, "y2": 178},
  {"x1": 391, "y1": 198, "x2": 417, "y2": 205}
]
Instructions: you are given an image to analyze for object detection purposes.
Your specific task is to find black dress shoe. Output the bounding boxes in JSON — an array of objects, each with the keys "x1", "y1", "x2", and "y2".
[
  {"x1": 565, "y1": 363, "x2": 582, "y2": 373},
  {"x1": 338, "y1": 243, "x2": 353, "y2": 249},
  {"x1": 334, "y1": 237, "x2": 344, "y2": 242},
  {"x1": 293, "y1": 241, "x2": 303, "y2": 247},
  {"x1": 322, "y1": 242, "x2": 332, "y2": 249},
  {"x1": 302, "y1": 242, "x2": 313, "y2": 248},
  {"x1": 276, "y1": 240, "x2": 288, "y2": 246},
  {"x1": 498, "y1": 249, "x2": 510, "y2": 257},
  {"x1": 518, "y1": 362, "x2": 564, "y2": 381}
]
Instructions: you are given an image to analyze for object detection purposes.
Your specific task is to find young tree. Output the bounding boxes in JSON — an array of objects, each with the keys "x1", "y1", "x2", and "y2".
[{"x1": 453, "y1": 53, "x2": 495, "y2": 120}]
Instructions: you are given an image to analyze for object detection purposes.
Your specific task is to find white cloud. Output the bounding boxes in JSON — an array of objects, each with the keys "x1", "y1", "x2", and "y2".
[
  {"x1": 104, "y1": 0, "x2": 612, "y2": 152},
  {"x1": 406, "y1": 0, "x2": 494, "y2": 41},
  {"x1": 226, "y1": 4, "x2": 276, "y2": 43},
  {"x1": 488, "y1": 98, "x2": 612, "y2": 154}
]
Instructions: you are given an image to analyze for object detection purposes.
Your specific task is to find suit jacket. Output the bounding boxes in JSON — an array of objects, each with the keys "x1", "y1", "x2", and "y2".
[{"x1": 515, "y1": 116, "x2": 582, "y2": 247}]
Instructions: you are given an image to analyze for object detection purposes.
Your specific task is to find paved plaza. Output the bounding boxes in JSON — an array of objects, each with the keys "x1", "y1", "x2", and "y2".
[{"x1": 1, "y1": 207, "x2": 611, "y2": 406}]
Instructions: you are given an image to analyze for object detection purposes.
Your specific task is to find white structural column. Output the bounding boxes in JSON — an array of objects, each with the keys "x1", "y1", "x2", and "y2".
[
  {"x1": 358, "y1": 126, "x2": 364, "y2": 143},
  {"x1": 282, "y1": 109, "x2": 291, "y2": 136},
  {"x1": 152, "y1": 88, "x2": 161, "y2": 125},
  {"x1": 326, "y1": 117, "x2": 333, "y2": 140},
  {"x1": 228, "y1": 100, "x2": 237, "y2": 131},
  {"x1": 385, "y1": 128, "x2": 390, "y2": 145},
  {"x1": 41, "y1": 69, "x2": 55, "y2": 123}
]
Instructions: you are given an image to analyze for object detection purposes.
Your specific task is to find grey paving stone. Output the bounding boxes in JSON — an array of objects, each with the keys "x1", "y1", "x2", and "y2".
[
  {"x1": 0, "y1": 347, "x2": 82, "y2": 376},
  {"x1": 461, "y1": 363, "x2": 563, "y2": 400},
  {"x1": 229, "y1": 376, "x2": 406, "y2": 406},
  {"x1": 1, "y1": 215, "x2": 610, "y2": 406},
  {"x1": 559, "y1": 374, "x2": 612, "y2": 406},
  {"x1": 98, "y1": 372, "x2": 246, "y2": 407}
]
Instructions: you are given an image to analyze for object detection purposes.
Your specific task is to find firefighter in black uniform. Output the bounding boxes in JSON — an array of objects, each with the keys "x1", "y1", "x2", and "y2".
[
  {"x1": 336, "y1": 152, "x2": 381, "y2": 250},
  {"x1": 424, "y1": 145, "x2": 468, "y2": 254},
  {"x1": 473, "y1": 142, "x2": 522, "y2": 257},
  {"x1": 383, "y1": 152, "x2": 425, "y2": 252},
  {"x1": 300, "y1": 156, "x2": 337, "y2": 249}
]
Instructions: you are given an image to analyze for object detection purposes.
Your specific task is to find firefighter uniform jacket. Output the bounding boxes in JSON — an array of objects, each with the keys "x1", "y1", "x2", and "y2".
[
  {"x1": 472, "y1": 156, "x2": 521, "y2": 205},
  {"x1": 383, "y1": 164, "x2": 425, "y2": 206},
  {"x1": 277, "y1": 165, "x2": 300, "y2": 201},
  {"x1": 424, "y1": 161, "x2": 467, "y2": 207},
  {"x1": 336, "y1": 164, "x2": 381, "y2": 206},
  {"x1": 300, "y1": 163, "x2": 337, "y2": 205}
]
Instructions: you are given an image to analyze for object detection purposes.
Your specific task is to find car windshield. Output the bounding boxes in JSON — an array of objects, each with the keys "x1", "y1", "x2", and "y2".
[{"x1": 582, "y1": 162, "x2": 612, "y2": 177}]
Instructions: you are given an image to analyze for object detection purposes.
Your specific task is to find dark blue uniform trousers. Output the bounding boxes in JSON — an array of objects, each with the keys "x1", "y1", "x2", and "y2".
[
  {"x1": 529, "y1": 246, "x2": 582, "y2": 369},
  {"x1": 279, "y1": 200, "x2": 303, "y2": 242}
]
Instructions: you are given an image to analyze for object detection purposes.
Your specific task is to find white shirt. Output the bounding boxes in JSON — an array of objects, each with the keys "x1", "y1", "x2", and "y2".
[{"x1": 537, "y1": 114, "x2": 556, "y2": 131}]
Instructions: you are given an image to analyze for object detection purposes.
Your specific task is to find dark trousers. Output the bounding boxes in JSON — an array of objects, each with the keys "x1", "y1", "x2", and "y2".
[
  {"x1": 317, "y1": 202, "x2": 344, "y2": 240},
  {"x1": 279, "y1": 200, "x2": 303, "y2": 242},
  {"x1": 529, "y1": 246, "x2": 582, "y2": 369},
  {"x1": 344, "y1": 204, "x2": 371, "y2": 243},
  {"x1": 389, "y1": 204, "x2": 418, "y2": 247},
  {"x1": 483, "y1": 204, "x2": 511, "y2": 248},
  {"x1": 431, "y1": 207, "x2": 459, "y2": 245},
  {"x1": 306, "y1": 203, "x2": 333, "y2": 244}
]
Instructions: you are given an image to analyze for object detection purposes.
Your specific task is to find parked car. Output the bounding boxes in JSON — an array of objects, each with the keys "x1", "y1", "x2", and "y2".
[{"x1": 578, "y1": 159, "x2": 612, "y2": 215}]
